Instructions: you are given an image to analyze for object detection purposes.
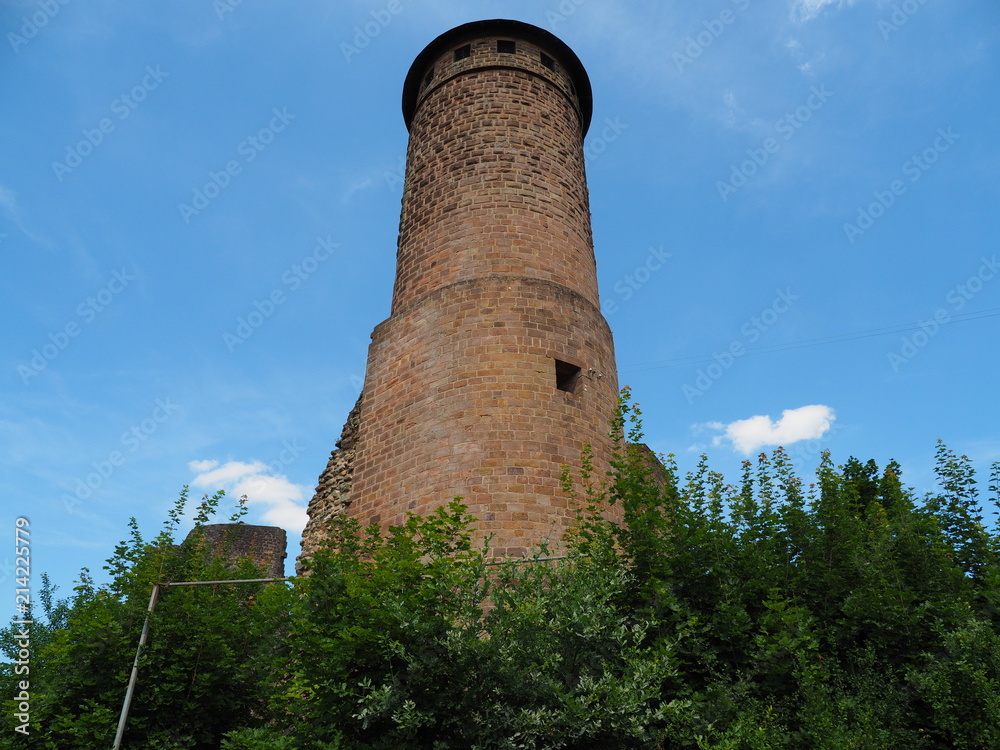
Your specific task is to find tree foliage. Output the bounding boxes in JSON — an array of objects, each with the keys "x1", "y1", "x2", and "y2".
[
  {"x1": 3, "y1": 392, "x2": 999, "y2": 748},
  {"x1": 0, "y1": 489, "x2": 294, "y2": 750},
  {"x1": 279, "y1": 391, "x2": 999, "y2": 748}
]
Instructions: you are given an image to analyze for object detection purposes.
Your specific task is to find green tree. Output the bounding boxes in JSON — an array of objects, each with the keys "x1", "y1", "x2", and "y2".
[
  {"x1": 272, "y1": 392, "x2": 999, "y2": 748},
  {"x1": 285, "y1": 498, "x2": 685, "y2": 749},
  {"x1": 6, "y1": 391, "x2": 999, "y2": 749},
  {"x1": 0, "y1": 488, "x2": 294, "y2": 750}
]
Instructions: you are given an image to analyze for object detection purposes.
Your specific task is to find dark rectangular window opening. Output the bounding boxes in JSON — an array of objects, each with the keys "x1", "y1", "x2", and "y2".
[
  {"x1": 497, "y1": 40, "x2": 516, "y2": 54},
  {"x1": 423, "y1": 69, "x2": 434, "y2": 87},
  {"x1": 454, "y1": 44, "x2": 471, "y2": 61},
  {"x1": 540, "y1": 52, "x2": 555, "y2": 70},
  {"x1": 555, "y1": 360, "x2": 582, "y2": 394}
]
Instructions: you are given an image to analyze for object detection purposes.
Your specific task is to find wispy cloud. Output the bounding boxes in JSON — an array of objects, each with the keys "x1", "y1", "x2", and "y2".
[
  {"x1": 704, "y1": 404, "x2": 836, "y2": 454},
  {"x1": 0, "y1": 184, "x2": 18, "y2": 215},
  {"x1": 189, "y1": 459, "x2": 309, "y2": 532},
  {"x1": 0, "y1": 182, "x2": 53, "y2": 250},
  {"x1": 341, "y1": 176, "x2": 376, "y2": 203},
  {"x1": 791, "y1": 0, "x2": 858, "y2": 23}
]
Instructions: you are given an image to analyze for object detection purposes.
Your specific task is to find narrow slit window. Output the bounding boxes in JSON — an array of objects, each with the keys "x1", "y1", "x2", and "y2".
[
  {"x1": 540, "y1": 52, "x2": 555, "y2": 70},
  {"x1": 497, "y1": 40, "x2": 516, "y2": 54},
  {"x1": 423, "y1": 69, "x2": 434, "y2": 87},
  {"x1": 554, "y1": 360, "x2": 581, "y2": 394},
  {"x1": 454, "y1": 44, "x2": 471, "y2": 61}
]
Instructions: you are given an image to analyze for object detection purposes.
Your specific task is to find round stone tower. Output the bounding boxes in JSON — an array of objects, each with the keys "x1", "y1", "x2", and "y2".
[{"x1": 342, "y1": 19, "x2": 619, "y2": 557}]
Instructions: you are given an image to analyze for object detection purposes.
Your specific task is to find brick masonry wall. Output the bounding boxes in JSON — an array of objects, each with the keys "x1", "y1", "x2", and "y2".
[
  {"x1": 346, "y1": 21, "x2": 621, "y2": 558},
  {"x1": 393, "y1": 33, "x2": 598, "y2": 315},
  {"x1": 185, "y1": 523, "x2": 287, "y2": 579},
  {"x1": 353, "y1": 276, "x2": 618, "y2": 556}
]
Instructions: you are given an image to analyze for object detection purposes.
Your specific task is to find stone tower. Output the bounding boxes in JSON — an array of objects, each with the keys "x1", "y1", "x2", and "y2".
[{"x1": 301, "y1": 19, "x2": 619, "y2": 563}]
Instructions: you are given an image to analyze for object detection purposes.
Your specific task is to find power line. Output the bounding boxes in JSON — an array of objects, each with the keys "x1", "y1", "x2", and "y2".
[{"x1": 621, "y1": 307, "x2": 1000, "y2": 373}]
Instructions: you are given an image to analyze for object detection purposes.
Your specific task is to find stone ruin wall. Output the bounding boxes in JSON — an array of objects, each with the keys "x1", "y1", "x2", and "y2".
[
  {"x1": 297, "y1": 389, "x2": 669, "y2": 569},
  {"x1": 184, "y1": 523, "x2": 287, "y2": 579},
  {"x1": 298, "y1": 392, "x2": 362, "y2": 572}
]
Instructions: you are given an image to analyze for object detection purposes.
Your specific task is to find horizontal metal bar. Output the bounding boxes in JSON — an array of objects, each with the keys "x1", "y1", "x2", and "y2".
[
  {"x1": 159, "y1": 577, "x2": 292, "y2": 587},
  {"x1": 485, "y1": 555, "x2": 572, "y2": 566}
]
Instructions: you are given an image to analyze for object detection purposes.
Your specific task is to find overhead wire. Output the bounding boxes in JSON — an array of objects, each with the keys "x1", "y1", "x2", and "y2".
[{"x1": 620, "y1": 306, "x2": 1000, "y2": 373}]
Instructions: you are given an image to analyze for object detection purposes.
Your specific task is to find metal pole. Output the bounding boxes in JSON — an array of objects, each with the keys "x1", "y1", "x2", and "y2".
[
  {"x1": 110, "y1": 576, "x2": 290, "y2": 749},
  {"x1": 112, "y1": 582, "x2": 160, "y2": 750}
]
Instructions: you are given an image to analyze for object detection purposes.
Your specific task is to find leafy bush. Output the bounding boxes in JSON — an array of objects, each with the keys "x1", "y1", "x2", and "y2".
[
  {"x1": 0, "y1": 489, "x2": 294, "y2": 750},
  {"x1": 5, "y1": 391, "x2": 998, "y2": 749},
  {"x1": 283, "y1": 391, "x2": 1000, "y2": 748}
]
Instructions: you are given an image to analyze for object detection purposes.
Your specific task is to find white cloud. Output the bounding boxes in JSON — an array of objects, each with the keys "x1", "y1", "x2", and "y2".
[
  {"x1": 259, "y1": 502, "x2": 309, "y2": 531},
  {"x1": 791, "y1": 0, "x2": 859, "y2": 23},
  {"x1": 231, "y1": 473, "x2": 305, "y2": 507},
  {"x1": 189, "y1": 459, "x2": 310, "y2": 533},
  {"x1": 707, "y1": 405, "x2": 836, "y2": 454},
  {"x1": 189, "y1": 459, "x2": 268, "y2": 487}
]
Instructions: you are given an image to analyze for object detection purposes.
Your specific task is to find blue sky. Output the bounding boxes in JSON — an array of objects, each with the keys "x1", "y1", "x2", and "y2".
[{"x1": 2, "y1": 0, "x2": 998, "y2": 598}]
